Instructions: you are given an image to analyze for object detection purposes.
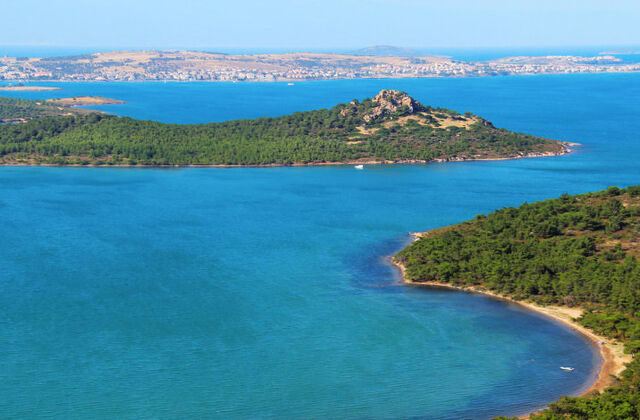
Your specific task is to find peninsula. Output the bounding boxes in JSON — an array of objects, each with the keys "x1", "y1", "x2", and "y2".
[
  {"x1": 0, "y1": 90, "x2": 571, "y2": 166},
  {"x1": 0, "y1": 85, "x2": 61, "y2": 91},
  {"x1": 44, "y1": 96, "x2": 125, "y2": 107},
  {"x1": 0, "y1": 95, "x2": 122, "y2": 124},
  {"x1": 0, "y1": 49, "x2": 638, "y2": 82},
  {"x1": 393, "y1": 186, "x2": 640, "y2": 419}
]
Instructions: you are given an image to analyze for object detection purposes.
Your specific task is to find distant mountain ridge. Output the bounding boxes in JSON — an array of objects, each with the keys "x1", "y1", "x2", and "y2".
[{"x1": 349, "y1": 45, "x2": 421, "y2": 57}]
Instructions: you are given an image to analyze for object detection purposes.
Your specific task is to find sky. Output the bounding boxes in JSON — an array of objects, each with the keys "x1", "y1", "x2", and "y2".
[{"x1": 2, "y1": 0, "x2": 639, "y2": 50}]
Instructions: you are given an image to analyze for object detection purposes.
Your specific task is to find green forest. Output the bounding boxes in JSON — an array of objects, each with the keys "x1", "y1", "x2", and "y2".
[
  {"x1": 0, "y1": 91, "x2": 565, "y2": 166},
  {"x1": 0, "y1": 96, "x2": 90, "y2": 122},
  {"x1": 395, "y1": 186, "x2": 640, "y2": 419}
]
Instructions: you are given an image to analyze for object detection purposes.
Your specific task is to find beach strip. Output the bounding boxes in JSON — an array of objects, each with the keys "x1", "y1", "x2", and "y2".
[{"x1": 391, "y1": 233, "x2": 631, "y2": 400}]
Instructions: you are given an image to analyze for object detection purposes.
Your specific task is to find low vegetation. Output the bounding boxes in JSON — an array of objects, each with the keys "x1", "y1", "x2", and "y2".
[
  {"x1": 0, "y1": 96, "x2": 92, "y2": 122},
  {"x1": 395, "y1": 186, "x2": 640, "y2": 419}
]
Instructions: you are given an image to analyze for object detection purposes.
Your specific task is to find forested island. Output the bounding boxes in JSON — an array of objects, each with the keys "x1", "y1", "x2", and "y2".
[
  {"x1": 0, "y1": 90, "x2": 569, "y2": 166},
  {"x1": 394, "y1": 186, "x2": 640, "y2": 419}
]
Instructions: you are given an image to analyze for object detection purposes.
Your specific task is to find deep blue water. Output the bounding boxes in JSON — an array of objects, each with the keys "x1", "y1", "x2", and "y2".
[{"x1": 2, "y1": 73, "x2": 640, "y2": 419}]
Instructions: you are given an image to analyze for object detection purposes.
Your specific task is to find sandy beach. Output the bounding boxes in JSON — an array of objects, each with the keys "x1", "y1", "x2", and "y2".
[{"x1": 391, "y1": 233, "x2": 631, "y2": 403}]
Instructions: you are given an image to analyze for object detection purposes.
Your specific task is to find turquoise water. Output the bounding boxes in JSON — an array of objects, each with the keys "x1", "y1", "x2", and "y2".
[{"x1": 2, "y1": 73, "x2": 640, "y2": 419}]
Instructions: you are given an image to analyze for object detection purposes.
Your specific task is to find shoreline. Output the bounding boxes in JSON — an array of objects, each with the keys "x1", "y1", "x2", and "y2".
[
  {"x1": 44, "y1": 96, "x2": 125, "y2": 106},
  {"x1": 0, "y1": 86, "x2": 61, "y2": 91},
  {"x1": 0, "y1": 143, "x2": 575, "y2": 169},
  {"x1": 390, "y1": 232, "x2": 631, "y2": 414}
]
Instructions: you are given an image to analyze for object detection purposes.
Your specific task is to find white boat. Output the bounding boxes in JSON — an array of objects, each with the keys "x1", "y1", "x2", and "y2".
[
  {"x1": 287, "y1": 83, "x2": 294, "y2": 86},
  {"x1": 354, "y1": 164, "x2": 364, "y2": 170},
  {"x1": 560, "y1": 366, "x2": 574, "y2": 371}
]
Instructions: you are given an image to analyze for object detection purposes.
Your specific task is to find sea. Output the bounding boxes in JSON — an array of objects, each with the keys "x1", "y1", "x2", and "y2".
[{"x1": 1, "y1": 69, "x2": 639, "y2": 419}]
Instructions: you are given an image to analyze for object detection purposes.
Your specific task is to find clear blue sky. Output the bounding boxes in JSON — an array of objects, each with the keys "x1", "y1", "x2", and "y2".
[{"x1": 3, "y1": 0, "x2": 639, "y2": 49}]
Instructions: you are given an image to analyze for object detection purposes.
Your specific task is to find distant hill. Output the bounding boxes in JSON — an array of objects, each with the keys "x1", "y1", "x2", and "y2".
[
  {"x1": 350, "y1": 45, "x2": 421, "y2": 57},
  {"x1": 0, "y1": 90, "x2": 568, "y2": 166}
]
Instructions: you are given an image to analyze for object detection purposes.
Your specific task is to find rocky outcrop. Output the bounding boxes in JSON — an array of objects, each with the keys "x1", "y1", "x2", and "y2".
[
  {"x1": 362, "y1": 90, "x2": 424, "y2": 123},
  {"x1": 477, "y1": 117, "x2": 495, "y2": 128}
]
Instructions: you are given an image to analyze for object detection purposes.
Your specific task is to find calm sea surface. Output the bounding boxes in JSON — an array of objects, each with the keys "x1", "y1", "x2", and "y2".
[{"x1": 1, "y1": 73, "x2": 639, "y2": 419}]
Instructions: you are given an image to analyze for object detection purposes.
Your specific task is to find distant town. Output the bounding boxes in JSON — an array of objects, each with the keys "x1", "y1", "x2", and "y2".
[{"x1": 1, "y1": 48, "x2": 639, "y2": 82}]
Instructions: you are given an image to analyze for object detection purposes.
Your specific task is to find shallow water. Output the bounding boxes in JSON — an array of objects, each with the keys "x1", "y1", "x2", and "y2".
[{"x1": 2, "y1": 73, "x2": 639, "y2": 419}]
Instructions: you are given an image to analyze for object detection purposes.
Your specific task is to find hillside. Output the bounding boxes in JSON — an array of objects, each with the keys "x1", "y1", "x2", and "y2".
[
  {"x1": 0, "y1": 90, "x2": 568, "y2": 166},
  {"x1": 395, "y1": 186, "x2": 640, "y2": 419},
  {"x1": 0, "y1": 96, "x2": 99, "y2": 123}
]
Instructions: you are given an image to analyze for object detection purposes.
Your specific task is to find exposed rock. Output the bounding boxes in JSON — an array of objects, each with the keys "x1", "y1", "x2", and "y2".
[
  {"x1": 477, "y1": 117, "x2": 495, "y2": 128},
  {"x1": 362, "y1": 90, "x2": 425, "y2": 123}
]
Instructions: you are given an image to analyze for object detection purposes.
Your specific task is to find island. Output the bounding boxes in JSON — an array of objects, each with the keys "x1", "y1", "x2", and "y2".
[
  {"x1": 393, "y1": 186, "x2": 640, "y2": 419},
  {"x1": 0, "y1": 90, "x2": 572, "y2": 166},
  {"x1": 0, "y1": 49, "x2": 637, "y2": 82}
]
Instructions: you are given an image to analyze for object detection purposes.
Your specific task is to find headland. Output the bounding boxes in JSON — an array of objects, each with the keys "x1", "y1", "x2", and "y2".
[{"x1": 392, "y1": 186, "x2": 640, "y2": 418}]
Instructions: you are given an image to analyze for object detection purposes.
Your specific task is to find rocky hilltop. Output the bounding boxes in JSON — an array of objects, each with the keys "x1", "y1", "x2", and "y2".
[
  {"x1": 339, "y1": 90, "x2": 427, "y2": 122},
  {"x1": 361, "y1": 90, "x2": 424, "y2": 122},
  {"x1": 336, "y1": 90, "x2": 496, "y2": 134}
]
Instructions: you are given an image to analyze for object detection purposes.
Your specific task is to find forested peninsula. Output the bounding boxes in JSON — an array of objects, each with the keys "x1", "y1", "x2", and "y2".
[
  {"x1": 0, "y1": 96, "x2": 98, "y2": 123},
  {"x1": 394, "y1": 186, "x2": 640, "y2": 419},
  {"x1": 0, "y1": 90, "x2": 569, "y2": 166}
]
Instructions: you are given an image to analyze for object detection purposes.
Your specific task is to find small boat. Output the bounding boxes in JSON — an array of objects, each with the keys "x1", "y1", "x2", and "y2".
[
  {"x1": 560, "y1": 366, "x2": 574, "y2": 371},
  {"x1": 287, "y1": 83, "x2": 294, "y2": 86},
  {"x1": 354, "y1": 164, "x2": 364, "y2": 170}
]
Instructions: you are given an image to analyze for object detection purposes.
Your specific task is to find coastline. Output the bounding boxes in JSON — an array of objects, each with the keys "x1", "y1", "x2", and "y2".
[
  {"x1": 0, "y1": 143, "x2": 575, "y2": 168},
  {"x1": 390, "y1": 232, "x2": 631, "y2": 410},
  {"x1": 0, "y1": 86, "x2": 61, "y2": 91},
  {"x1": 44, "y1": 96, "x2": 125, "y2": 106},
  {"x1": 2, "y1": 70, "x2": 640, "y2": 84}
]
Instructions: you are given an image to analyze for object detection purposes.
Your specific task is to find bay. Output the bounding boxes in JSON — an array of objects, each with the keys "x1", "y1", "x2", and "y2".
[{"x1": 2, "y1": 73, "x2": 639, "y2": 419}]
